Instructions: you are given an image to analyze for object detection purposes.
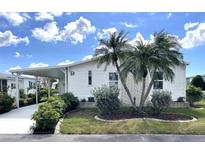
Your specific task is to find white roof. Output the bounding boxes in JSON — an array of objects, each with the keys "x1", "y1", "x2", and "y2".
[{"x1": 10, "y1": 58, "x2": 94, "y2": 78}]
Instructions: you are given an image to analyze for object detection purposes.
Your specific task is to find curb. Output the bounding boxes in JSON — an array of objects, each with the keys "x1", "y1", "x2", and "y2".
[
  {"x1": 54, "y1": 118, "x2": 63, "y2": 134},
  {"x1": 94, "y1": 115, "x2": 197, "y2": 123}
]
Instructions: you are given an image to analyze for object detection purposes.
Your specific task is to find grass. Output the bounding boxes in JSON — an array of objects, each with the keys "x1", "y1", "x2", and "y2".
[{"x1": 60, "y1": 100, "x2": 205, "y2": 134}]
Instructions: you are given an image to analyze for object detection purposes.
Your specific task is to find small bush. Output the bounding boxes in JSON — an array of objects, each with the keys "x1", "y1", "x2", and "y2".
[
  {"x1": 19, "y1": 89, "x2": 26, "y2": 98},
  {"x1": 47, "y1": 96, "x2": 65, "y2": 116},
  {"x1": 61, "y1": 92, "x2": 79, "y2": 111},
  {"x1": 186, "y1": 85, "x2": 203, "y2": 106},
  {"x1": 19, "y1": 98, "x2": 28, "y2": 107},
  {"x1": 151, "y1": 90, "x2": 172, "y2": 115},
  {"x1": 91, "y1": 85, "x2": 120, "y2": 116},
  {"x1": 32, "y1": 103, "x2": 60, "y2": 133},
  {"x1": 0, "y1": 92, "x2": 13, "y2": 113}
]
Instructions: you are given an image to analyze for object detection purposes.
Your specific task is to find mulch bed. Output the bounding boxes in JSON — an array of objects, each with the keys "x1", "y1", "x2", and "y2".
[{"x1": 100, "y1": 112, "x2": 193, "y2": 121}]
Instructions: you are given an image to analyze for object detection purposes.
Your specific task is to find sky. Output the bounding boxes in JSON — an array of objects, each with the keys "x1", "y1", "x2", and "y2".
[{"x1": 0, "y1": 12, "x2": 204, "y2": 77}]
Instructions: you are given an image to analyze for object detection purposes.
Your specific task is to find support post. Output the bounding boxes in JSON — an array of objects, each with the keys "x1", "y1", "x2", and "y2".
[
  {"x1": 15, "y1": 74, "x2": 20, "y2": 108},
  {"x1": 35, "y1": 77, "x2": 38, "y2": 104},
  {"x1": 60, "y1": 67, "x2": 68, "y2": 93}
]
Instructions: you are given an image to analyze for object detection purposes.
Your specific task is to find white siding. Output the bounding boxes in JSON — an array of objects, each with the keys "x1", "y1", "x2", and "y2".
[
  {"x1": 120, "y1": 64, "x2": 187, "y2": 106},
  {"x1": 67, "y1": 61, "x2": 117, "y2": 100},
  {"x1": 6, "y1": 78, "x2": 36, "y2": 98}
]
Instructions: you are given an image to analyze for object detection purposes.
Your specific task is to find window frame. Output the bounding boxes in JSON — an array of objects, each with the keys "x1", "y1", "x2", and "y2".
[
  {"x1": 109, "y1": 72, "x2": 118, "y2": 87},
  {"x1": 88, "y1": 70, "x2": 92, "y2": 85},
  {"x1": 153, "y1": 72, "x2": 163, "y2": 90}
]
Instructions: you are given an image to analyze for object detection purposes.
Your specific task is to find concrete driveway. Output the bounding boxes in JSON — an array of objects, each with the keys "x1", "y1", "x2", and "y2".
[{"x1": 0, "y1": 104, "x2": 39, "y2": 134}]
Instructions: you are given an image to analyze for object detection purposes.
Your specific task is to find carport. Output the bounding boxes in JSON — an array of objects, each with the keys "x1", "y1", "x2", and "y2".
[{"x1": 10, "y1": 65, "x2": 69, "y2": 108}]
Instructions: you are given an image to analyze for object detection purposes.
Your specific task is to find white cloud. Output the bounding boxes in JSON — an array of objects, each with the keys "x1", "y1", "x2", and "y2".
[
  {"x1": 181, "y1": 23, "x2": 205, "y2": 49},
  {"x1": 82, "y1": 55, "x2": 93, "y2": 61},
  {"x1": 14, "y1": 52, "x2": 21, "y2": 58},
  {"x1": 0, "y1": 31, "x2": 29, "y2": 47},
  {"x1": 35, "y1": 12, "x2": 63, "y2": 21},
  {"x1": 0, "y1": 13, "x2": 30, "y2": 26},
  {"x1": 32, "y1": 22, "x2": 60, "y2": 42},
  {"x1": 29, "y1": 63, "x2": 49, "y2": 68},
  {"x1": 167, "y1": 13, "x2": 172, "y2": 19},
  {"x1": 58, "y1": 59, "x2": 74, "y2": 65},
  {"x1": 129, "y1": 32, "x2": 153, "y2": 45},
  {"x1": 97, "y1": 27, "x2": 117, "y2": 39},
  {"x1": 184, "y1": 22, "x2": 199, "y2": 30},
  {"x1": 9, "y1": 65, "x2": 22, "y2": 71},
  {"x1": 60, "y1": 16, "x2": 96, "y2": 44},
  {"x1": 32, "y1": 16, "x2": 96, "y2": 44},
  {"x1": 120, "y1": 22, "x2": 138, "y2": 28}
]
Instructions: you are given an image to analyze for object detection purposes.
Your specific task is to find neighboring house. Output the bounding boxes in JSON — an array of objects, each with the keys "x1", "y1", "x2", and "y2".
[
  {"x1": 0, "y1": 73, "x2": 36, "y2": 97},
  {"x1": 10, "y1": 58, "x2": 187, "y2": 106},
  {"x1": 186, "y1": 75, "x2": 205, "y2": 85}
]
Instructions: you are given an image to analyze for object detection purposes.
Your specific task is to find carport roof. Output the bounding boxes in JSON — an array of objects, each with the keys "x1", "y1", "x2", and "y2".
[{"x1": 10, "y1": 59, "x2": 93, "y2": 78}]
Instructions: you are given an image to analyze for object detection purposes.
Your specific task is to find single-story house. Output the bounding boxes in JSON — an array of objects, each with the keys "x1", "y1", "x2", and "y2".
[
  {"x1": 0, "y1": 73, "x2": 36, "y2": 98},
  {"x1": 10, "y1": 58, "x2": 188, "y2": 108}
]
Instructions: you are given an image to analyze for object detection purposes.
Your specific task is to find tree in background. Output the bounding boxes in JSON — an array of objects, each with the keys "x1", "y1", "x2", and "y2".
[
  {"x1": 186, "y1": 85, "x2": 203, "y2": 107},
  {"x1": 191, "y1": 75, "x2": 205, "y2": 91}
]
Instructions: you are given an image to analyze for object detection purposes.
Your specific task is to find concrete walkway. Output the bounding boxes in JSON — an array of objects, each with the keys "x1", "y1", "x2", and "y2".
[
  {"x1": 0, "y1": 104, "x2": 39, "y2": 134},
  {"x1": 0, "y1": 134, "x2": 205, "y2": 142}
]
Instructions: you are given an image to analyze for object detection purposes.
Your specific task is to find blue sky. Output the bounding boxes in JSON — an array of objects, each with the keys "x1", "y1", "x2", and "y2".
[{"x1": 0, "y1": 12, "x2": 204, "y2": 77}]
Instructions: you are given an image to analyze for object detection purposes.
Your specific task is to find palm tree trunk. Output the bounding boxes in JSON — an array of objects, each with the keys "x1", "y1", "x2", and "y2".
[
  {"x1": 142, "y1": 74, "x2": 155, "y2": 105},
  {"x1": 138, "y1": 77, "x2": 146, "y2": 113},
  {"x1": 115, "y1": 64, "x2": 136, "y2": 109}
]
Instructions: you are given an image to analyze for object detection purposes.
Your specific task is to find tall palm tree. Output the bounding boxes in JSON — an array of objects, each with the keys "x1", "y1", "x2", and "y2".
[
  {"x1": 94, "y1": 30, "x2": 136, "y2": 108},
  {"x1": 121, "y1": 31, "x2": 183, "y2": 113}
]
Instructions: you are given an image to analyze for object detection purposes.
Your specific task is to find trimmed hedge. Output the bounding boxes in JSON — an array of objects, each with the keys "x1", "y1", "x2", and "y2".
[
  {"x1": 47, "y1": 96, "x2": 65, "y2": 116},
  {"x1": 32, "y1": 92, "x2": 79, "y2": 134},
  {"x1": 32, "y1": 103, "x2": 60, "y2": 133},
  {"x1": 61, "y1": 92, "x2": 79, "y2": 112}
]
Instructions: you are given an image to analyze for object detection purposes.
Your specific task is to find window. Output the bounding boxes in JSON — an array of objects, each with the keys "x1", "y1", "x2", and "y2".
[
  {"x1": 153, "y1": 72, "x2": 163, "y2": 90},
  {"x1": 109, "y1": 72, "x2": 118, "y2": 87},
  {"x1": 11, "y1": 83, "x2": 16, "y2": 89},
  {"x1": 29, "y1": 81, "x2": 33, "y2": 89},
  {"x1": 0, "y1": 79, "x2": 7, "y2": 93},
  {"x1": 88, "y1": 70, "x2": 92, "y2": 85}
]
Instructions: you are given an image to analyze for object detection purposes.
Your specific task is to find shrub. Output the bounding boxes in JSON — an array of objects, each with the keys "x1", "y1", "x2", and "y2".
[
  {"x1": 0, "y1": 92, "x2": 13, "y2": 113},
  {"x1": 19, "y1": 89, "x2": 26, "y2": 98},
  {"x1": 47, "y1": 96, "x2": 65, "y2": 116},
  {"x1": 19, "y1": 98, "x2": 28, "y2": 107},
  {"x1": 61, "y1": 92, "x2": 79, "y2": 111},
  {"x1": 27, "y1": 93, "x2": 36, "y2": 104},
  {"x1": 91, "y1": 85, "x2": 120, "y2": 116},
  {"x1": 32, "y1": 103, "x2": 60, "y2": 133},
  {"x1": 186, "y1": 85, "x2": 203, "y2": 106},
  {"x1": 191, "y1": 75, "x2": 205, "y2": 90},
  {"x1": 151, "y1": 90, "x2": 172, "y2": 115}
]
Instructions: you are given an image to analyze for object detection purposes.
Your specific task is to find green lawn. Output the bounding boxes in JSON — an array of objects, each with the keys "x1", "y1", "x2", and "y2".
[{"x1": 60, "y1": 102, "x2": 205, "y2": 134}]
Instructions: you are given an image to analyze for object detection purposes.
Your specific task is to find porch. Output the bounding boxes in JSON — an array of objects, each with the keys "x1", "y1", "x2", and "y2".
[{"x1": 10, "y1": 65, "x2": 70, "y2": 108}]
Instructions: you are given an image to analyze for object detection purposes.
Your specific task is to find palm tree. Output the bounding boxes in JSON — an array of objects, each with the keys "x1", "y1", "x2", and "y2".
[
  {"x1": 121, "y1": 31, "x2": 183, "y2": 113},
  {"x1": 94, "y1": 30, "x2": 136, "y2": 108}
]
